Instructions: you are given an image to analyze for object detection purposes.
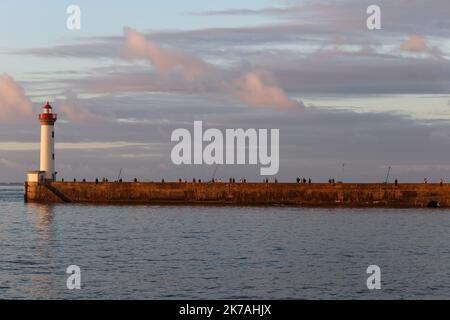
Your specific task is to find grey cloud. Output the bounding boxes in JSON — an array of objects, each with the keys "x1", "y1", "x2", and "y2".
[
  {"x1": 28, "y1": 29, "x2": 303, "y2": 111},
  {"x1": 191, "y1": 0, "x2": 450, "y2": 37},
  {"x1": 266, "y1": 53, "x2": 450, "y2": 94},
  {"x1": 15, "y1": 0, "x2": 450, "y2": 59},
  {"x1": 10, "y1": 23, "x2": 450, "y2": 97},
  {"x1": 44, "y1": 48, "x2": 450, "y2": 96},
  {"x1": 14, "y1": 40, "x2": 122, "y2": 58}
]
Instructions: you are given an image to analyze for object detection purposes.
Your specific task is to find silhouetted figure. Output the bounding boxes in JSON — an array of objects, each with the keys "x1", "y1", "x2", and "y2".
[
  {"x1": 297, "y1": 177, "x2": 301, "y2": 183},
  {"x1": 274, "y1": 179, "x2": 278, "y2": 183},
  {"x1": 308, "y1": 178, "x2": 311, "y2": 184},
  {"x1": 134, "y1": 178, "x2": 138, "y2": 183},
  {"x1": 303, "y1": 178, "x2": 307, "y2": 184},
  {"x1": 395, "y1": 179, "x2": 398, "y2": 186},
  {"x1": 199, "y1": 179, "x2": 202, "y2": 183},
  {"x1": 424, "y1": 178, "x2": 428, "y2": 184},
  {"x1": 62, "y1": 178, "x2": 64, "y2": 183},
  {"x1": 82, "y1": 179, "x2": 86, "y2": 182},
  {"x1": 73, "y1": 178, "x2": 76, "y2": 182},
  {"x1": 193, "y1": 178, "x2": 196, "y2": 183},
  {"x1": 161, "y1": 178, "x2": 165, "y2": 183}
]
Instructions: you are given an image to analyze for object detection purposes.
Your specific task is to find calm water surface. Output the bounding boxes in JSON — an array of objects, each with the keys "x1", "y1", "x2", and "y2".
[{"x1": 1, "y1": 185, "x2": 450, "y2": 299}]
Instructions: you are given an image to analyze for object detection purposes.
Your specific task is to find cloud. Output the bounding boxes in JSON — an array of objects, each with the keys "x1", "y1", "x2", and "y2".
[
  {"x1": 58, "y1": 103, "x2": 110, "y2": 124},
  {"x1": 0, "y1": 75, "x2": 112, "y2": 125},
  {"x1": 399, "y1": 34, "x2": 444, "y2": 60},
  {"x1": 121, "y1": 28, "x2": 301, "y2": 111},
  {"x1": 14, "y1": 0, "x2": 450, "y2": 59},
  {"x1": 20, "y1": 28, "x2": 302, "y2": 112},
  {"x1": 2, "y1": 89, "x2": 450, "y2": 182},
  {"x1": 11, "y1": 0, "x2": 450, "y2": 98},
  {"x1": 14, "y1": 40, "x2": 121, "y2": 58},
  {"x1": 0, "y1": 141, "x2": 152, "y2": 151},
  {"x1": 0, "y1": 158, "x2": 23, "y2": 170},
  {"x1": 56, "y1": 97, "x2": 112, "y2": 124},
  {"x1": 2, "y1": 1, "x2": 450, "y2": 182},
  {"x1": 0, "y1": 74, "x2": 33, "y2": 123},
  {"x1": 124, "y1": 27, "x2": 210, "y2": 80},
  {"x1": 236, "y1": 72, "x2": 304, "y2": 111},
  {"x1": 400, "y1": 35, "x2": 429, "y2": 53},
  {"x1": 191, "y1": 0, "x2": 450, "y2": 37}
]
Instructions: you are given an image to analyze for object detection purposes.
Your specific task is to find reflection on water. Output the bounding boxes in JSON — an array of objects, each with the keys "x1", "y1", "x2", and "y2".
[
  {"x1": 1, "y1": 186, "x2": 450, "y2": 299},
  {"x1": 25, "y1": 203, "x2": 55, "y2": 242},
  {"x1": 16, "y1": 204, "x2": 56, "y2": 298}
]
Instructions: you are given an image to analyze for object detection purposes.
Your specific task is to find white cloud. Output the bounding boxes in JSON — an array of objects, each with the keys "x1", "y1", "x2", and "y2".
[
  {"x1": 236, "y1": 72, "x2": 304, "y2": 111},
  {"x1": 0, "y1": 74, "x2": 33, "y2": 123},
  {"x1": 400, "y1": 35, "x2": 429, "y2": 53},
  {"x1": 124, "y1": 27, "x2": 210, "y2": 80}
]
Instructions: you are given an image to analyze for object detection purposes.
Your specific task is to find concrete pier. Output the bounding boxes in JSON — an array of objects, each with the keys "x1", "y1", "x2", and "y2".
[{"x1": 23, "y1": 181, "x2": 450, "y2": 208}]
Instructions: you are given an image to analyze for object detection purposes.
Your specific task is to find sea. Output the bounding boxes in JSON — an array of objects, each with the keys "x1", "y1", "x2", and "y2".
[{"x1": 1, "y1": 185, "x2": 450, "y2": 299}]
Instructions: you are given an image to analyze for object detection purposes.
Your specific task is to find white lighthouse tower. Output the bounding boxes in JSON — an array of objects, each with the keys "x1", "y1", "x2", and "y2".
[{"x1": 38, "y1": 102, "x2": 57, "y2": 181}]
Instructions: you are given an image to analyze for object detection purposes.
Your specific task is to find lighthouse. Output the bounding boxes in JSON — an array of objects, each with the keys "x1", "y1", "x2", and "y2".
[{"x1": 38, "y1": 102, "x2": 57, "y2": 181}]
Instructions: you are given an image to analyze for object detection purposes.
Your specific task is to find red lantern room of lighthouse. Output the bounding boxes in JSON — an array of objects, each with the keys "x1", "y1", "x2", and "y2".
[{"x1": 39, "y1": 102, "x2": 57, "y2": 123}]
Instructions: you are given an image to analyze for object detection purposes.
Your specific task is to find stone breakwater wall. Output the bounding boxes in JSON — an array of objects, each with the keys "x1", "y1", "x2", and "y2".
[{"x1": 23, "y1": 182, "x2": 450, "y2": 208}]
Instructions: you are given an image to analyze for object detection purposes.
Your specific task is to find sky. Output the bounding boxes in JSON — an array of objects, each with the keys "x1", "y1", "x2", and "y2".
[{"x1": 1, "y1": 0, "x2": 450, "y2": 182}]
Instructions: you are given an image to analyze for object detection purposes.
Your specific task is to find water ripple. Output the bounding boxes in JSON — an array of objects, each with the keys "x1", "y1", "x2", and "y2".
[{"x1": 1, "y1": 186, "x2": 450, "y2": 299}]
